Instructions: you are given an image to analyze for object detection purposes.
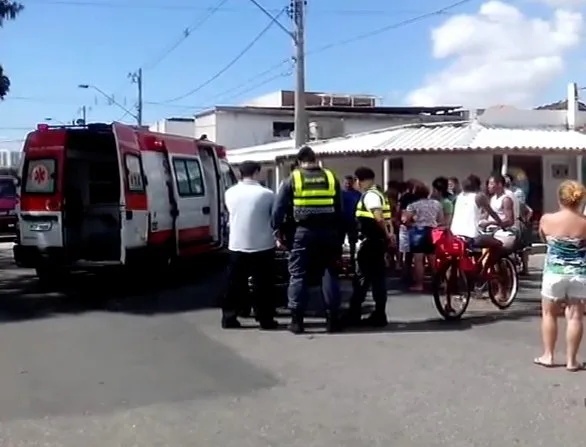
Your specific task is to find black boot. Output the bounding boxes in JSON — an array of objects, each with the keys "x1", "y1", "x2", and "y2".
[
  {"x1": 326, "y1": 311, "x2": 343, "y2": 333},
  {"x1": 288, "y1": 313, "x2": 304, "y2": 334},
  {"x1": 342, "y1": 307, "x2": 363, "y2": 327},
  {"x1": 362, "y1": 311, "x2": 388, "y2": 328},
  {"x1": 221, "y1": 315, "x2": 242, "y2": 329}
]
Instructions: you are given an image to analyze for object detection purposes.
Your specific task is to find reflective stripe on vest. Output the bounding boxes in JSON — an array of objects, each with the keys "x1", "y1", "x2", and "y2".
[
  {"x1": 291, "y1": 168, "x2": 336, "y2": 207},
  {"x1": 355, "y1": 187, "x2": 392, "y2": 220}
]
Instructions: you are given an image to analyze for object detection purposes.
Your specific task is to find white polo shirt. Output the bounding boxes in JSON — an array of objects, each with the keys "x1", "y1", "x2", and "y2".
[{"x1": 225, "y1": 179, "x2": 275, "y2": 253}]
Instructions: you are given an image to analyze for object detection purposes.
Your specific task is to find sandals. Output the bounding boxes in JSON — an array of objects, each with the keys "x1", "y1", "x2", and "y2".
[
  {"x1": 534, "y1": 357, "x2": 585, "y2": 372},
  {"x1": 566, "y1": 363, "x2": 585, "y2": 372},
  {"x1": 533, "y1": 357, "x2": 555, "y2": 368}
]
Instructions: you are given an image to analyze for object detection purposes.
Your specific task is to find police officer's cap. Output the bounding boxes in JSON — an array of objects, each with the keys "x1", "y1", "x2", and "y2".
[{"x1": 296, "y1": 145, "x2": 317, "y2": 163}]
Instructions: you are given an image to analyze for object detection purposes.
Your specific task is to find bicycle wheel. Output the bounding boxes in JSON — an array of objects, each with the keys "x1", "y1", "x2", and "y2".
[
  {"x1": 488, "y1": 256, "x2": 519, "y2": 309},
  {"x1": 432, "y1": 259, "x2": 471, "y2": 320}
]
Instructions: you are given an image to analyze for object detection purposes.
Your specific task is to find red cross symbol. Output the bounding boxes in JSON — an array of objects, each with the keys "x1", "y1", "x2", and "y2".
[{"x1": 32, "y1": 166, "x2": 47, "y2": 184}]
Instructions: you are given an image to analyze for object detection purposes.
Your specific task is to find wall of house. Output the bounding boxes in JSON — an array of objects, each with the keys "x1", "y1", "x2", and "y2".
[
  {"x1": 542, "y1": 154, "x2": 578, "y2": 214},
  {"x1": 259, "y1": 152, "x2": 581, "y2": 215},
  {"x1": 149, "y1": 119, "x2": 195, "y2": 138},
  {"x1": 201, "y1": 111, "x2": 462, "y2": 150},
  {"x1": 320, "y1": 153, "x2": 492, "y2": 189},
  {"x1": 194, "y1": 114, "x2": 217, "y2": 141}
]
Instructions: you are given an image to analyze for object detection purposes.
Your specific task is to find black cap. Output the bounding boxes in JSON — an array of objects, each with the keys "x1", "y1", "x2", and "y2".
[{"x1": 296, "y1": 145, "x2": 316, "y2": 163}]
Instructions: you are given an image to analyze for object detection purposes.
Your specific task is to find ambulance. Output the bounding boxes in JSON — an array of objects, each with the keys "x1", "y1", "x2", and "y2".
[{"x1": 13, "y1": 122, "x2": 237, "y2": 282}]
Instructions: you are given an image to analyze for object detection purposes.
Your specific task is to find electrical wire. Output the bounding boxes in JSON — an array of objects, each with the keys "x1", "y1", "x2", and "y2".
[
  {"x1": 86, "y1": 0, "x2": 228, "y2": 122},
  {"x1": 25, "y1": 0, "x2": 457, "y2": 16},
  {"x1": 141, "y1": 0, "x2": 229, "y2": 71},
  {"x1": 157, "y1": 6, "x2": 288, "y2": 104},
  {"x1": 146, "y1": 58, "x2": 293, "y2": 108},
  {"x1": 307, "y1": 0, "x2": 473, "y2": 56},
  {"x1": 152, "y1": 0, "x2": 472, "y2": 107},
  {"x1": 13, "y1": 0, "x2": 471, "y2": 120}
]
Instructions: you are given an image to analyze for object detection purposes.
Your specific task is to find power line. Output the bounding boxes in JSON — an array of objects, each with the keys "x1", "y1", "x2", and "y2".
[
  {"x1": 98, "y1": 0, "x2": 228, "y2": 120},
  {"x1": 25, "y1": 1, "x2": 459, "y2": 16},
  {"x1": 158, "y1": 6, "x2": 288, "y2": 104},
  {"x1": 152, "y1": 0, "x2": 472, "y2": 107},
  {"x1": 9, "y1": 0, "x2": 471, "y2": 117},
  {"x1": 307, "y1": 0, "x2": 473, "y2": 56},
  {"x1": 141, "y1": 0, "x2": 229, "y2": 71}
]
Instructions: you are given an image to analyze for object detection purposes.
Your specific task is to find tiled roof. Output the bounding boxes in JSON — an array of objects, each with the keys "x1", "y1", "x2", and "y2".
[{"x1": 226, "y1": 121, "x2": 586, "y2": 164}]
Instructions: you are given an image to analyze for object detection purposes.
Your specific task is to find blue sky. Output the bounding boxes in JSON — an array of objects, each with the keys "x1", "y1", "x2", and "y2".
[{"x1": 0, "y1": 0, "x2": 580, "y2": 150}]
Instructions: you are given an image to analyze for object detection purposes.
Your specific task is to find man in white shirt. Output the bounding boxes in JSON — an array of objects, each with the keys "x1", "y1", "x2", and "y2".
[{"x1": 222, "y1": 161, "x2": 278, "y2": 330}]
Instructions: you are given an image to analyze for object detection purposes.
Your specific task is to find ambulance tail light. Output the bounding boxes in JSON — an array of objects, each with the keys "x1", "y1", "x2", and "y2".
[
  {"x1": 37, "y1": 124, "x2": 49, "y2": 131},
  {"x1": 216, "y1": 146, "x2": 226, "y2": 158},
  {"x1": 48, "y1": 199, "x2": 60, "y2": 211},
  {"x1": 143, "y1": 135, "x2": 165, "y2": 151}
]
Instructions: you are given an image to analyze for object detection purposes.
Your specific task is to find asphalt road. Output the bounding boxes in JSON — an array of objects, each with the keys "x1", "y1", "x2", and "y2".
[{"x1": 0, "y1": 244, "x2": 582, "y2": 447}]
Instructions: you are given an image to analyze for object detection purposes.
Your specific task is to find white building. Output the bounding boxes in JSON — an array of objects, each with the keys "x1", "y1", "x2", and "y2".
[
  {"x1": 148, "y1": 91, "x2": 463, "y2": 149},
  {"x1": 148, "y1": 117, "x2": 195, "y2": 138},
  {"x1": 193, "y1": 104, "x2": 462, "y2": 150},
  {"x1": 0, "y1": 150, "x2": 22, "y2": 168},
  {"x1": 227, "y1": 83, "x2": 586, "y2": 216}
]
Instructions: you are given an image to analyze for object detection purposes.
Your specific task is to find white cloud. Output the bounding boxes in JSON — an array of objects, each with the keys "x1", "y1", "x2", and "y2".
[
  {"x1": 406, "y1": 1, "x2": 583, "y2": 107},
  {"x1": 539, "y1": 0, "x2": 586, "y2": 8}
]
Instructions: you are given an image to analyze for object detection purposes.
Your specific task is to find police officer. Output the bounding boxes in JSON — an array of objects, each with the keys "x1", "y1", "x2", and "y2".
[
  {"x1": 272, "y1": 146, "x2": 344, "y2": 334},
  {"x1": 345, "y1": 167, "x2": 394, "y2": 327}
]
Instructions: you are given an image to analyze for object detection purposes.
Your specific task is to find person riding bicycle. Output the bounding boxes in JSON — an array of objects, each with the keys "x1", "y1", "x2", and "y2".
[
  {"x1": 484, "y1": 173, "x2": 519, "y2": 251},
  {"x1": 504, "y1": 173, "x2": 533, "y2": 275},
  {"x1": 450, "y1": 174, "x2": 505, "y2": 268}
]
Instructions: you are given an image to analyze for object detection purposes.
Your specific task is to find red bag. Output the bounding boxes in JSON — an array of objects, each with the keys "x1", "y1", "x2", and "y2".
[{"x1": 434, "y1": 229, "x2": 465, "y2": 257}]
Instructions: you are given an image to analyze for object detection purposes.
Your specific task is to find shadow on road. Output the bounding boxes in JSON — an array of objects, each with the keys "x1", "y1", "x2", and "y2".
[
  {"x1": 0, "y1": 251, "x2": 230, "y2": 323},
  {"x1": 0, "y1": 247, "x2": 543, "y2": 333}
]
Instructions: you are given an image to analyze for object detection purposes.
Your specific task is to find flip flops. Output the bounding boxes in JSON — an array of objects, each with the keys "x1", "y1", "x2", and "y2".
[
  {"x1": 533, "y1": 357, "x2": 585, "y2": 372},
  {"x1": 566, "y1": 363, "x2": 585, "y2": 372},
  {"x1": 533, "y1": 357, "x2": 555, "y2": 368}
]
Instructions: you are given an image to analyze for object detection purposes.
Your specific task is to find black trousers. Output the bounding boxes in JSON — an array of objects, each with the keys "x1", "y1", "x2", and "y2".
[
  {"x1": 222, "y1": 249, "x2": 276, "y2": 321},
  {"x1": 349, "y1": 238, "x2": 388, "y2": 315}
]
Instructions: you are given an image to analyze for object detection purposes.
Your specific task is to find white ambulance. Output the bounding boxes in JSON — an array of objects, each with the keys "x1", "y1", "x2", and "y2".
[{"x1": 14, "y1": 122, "x2": 237, "y2": 282}]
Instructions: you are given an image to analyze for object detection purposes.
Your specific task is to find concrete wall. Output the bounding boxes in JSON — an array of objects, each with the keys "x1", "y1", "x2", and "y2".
[{"x1": 204, "y1": 110, "x2": 462, "y2": 150}]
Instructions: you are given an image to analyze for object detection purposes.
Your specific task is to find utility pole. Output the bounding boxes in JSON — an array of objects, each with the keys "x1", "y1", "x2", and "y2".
[
  {"x1": 291, "y1": 0, "x2": 307, "y2": 148},
  {"x1": 81, "y1": 105, "x2": 87, "y2": 124},
  {"x1": 129, "y1": 68, "x2": 143, "y2": 127}
]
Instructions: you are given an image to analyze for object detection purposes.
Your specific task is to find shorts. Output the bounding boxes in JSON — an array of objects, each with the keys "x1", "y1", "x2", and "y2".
[
  {"x1": 410, "y1": 226, "x2": 434, "y2": 255},
  {"x1": 399, "y1": 225, "x2": 410, "y2": 253},
  {"x1": 541, "y1": 272, "x2": 586, "y2": 301},
  {"x1": 493, "y1": 229, "x2": 518, "y2": 250}
]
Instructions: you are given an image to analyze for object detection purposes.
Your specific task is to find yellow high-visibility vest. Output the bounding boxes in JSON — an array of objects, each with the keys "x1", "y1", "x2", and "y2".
[
  {"x1": 291, "y1": 168, "x2": 336, "y2": 208},
  {"x1": 355, "y1": 187, "x2": 392, "y2": 220}
]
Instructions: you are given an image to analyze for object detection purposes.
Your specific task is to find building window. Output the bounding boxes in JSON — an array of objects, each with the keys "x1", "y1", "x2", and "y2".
[
  {"x1": 273, "y1": 121, "x2": 295, "y2": 138},
  {"x1": 172, "y1": 158, "x2": 205, "y2": 197}
]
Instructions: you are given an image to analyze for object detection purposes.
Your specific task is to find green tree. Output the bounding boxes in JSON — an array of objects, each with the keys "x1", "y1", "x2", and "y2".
[{"x1": 0, "y1": 1, "x2": 24, "y2": 99}]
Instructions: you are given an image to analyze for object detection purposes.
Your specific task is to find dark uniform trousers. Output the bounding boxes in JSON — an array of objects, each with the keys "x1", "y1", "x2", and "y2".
[
  {"x1": 222, "y1": 249, "x2": 276, "y2": 321},
  {"x1": 349, "y1": 238, "x2": 388, "y2": 314},
  {"x1": 287, "y1": 227, "x2": 342, "y2": 314}
]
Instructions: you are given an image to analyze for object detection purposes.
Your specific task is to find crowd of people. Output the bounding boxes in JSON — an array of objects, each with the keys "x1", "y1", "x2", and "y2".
[{"x1": 220, "y1": 146, "x2": 585, "y2": 369}]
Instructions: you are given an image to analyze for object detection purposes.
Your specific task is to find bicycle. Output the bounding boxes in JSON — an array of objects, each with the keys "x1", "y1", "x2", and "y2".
[{"x1": 432, "y1": 229, "x2": 519, "y2": 320}]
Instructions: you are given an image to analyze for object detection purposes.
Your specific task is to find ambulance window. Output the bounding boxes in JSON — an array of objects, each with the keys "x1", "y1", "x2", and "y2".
[
  {"x1": 173, "y1": 158, "x2": 205, "y2": 197},
  {"x1": 125, "y1": 154, "x2": 145, "y2": 192},
  {"x1": 24, "y1": 159, "x2": 56, "y2": 194},
  {"x1": 220, "y1": 160, "x2": 237, "y2": 189}
]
